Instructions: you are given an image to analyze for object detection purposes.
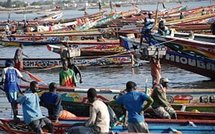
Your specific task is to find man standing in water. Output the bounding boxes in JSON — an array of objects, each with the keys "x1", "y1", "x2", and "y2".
[
  {"x1": 14, "y1": 43, "x2": 28, "y2": 71},
  {"x1": 59, "y1": 60, "x2": 77, "y2": 87},
  {"x1": 115, "y1": 81, "x2": 153, "y2": 133},
  {"x1": 1, "y1": 59, "x2": 30, "y2": 120},
  {"x1": 60, "y1": 43, "x2": 82, "y2": 84}
]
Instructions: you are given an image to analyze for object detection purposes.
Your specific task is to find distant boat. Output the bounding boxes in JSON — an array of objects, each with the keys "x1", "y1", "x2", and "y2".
[{"x1": 34, "y1": 11, "x2": 63, "y2": 21}]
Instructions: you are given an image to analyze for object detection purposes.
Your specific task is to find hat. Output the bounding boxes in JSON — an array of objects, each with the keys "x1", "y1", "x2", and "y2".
[
  {"x1": 126, "y1": 81, "x2": 137, "y2": 91},
  {"x1": 160, "y1": 78, "x2": 169, "y2": 83}
]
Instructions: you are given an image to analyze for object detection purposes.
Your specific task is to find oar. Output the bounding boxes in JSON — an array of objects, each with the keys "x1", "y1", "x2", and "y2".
[
  {"x1": 38, "y1": 65, "x2": 62, "y2": 71},
  {"x1": 22, "y1": 70, "x2": 44, "y2": 83}
]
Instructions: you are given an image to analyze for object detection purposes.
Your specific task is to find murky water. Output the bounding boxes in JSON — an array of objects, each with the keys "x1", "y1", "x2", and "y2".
[{"x1": 0, "y1": 1, "x2": 215, "y2": 90}]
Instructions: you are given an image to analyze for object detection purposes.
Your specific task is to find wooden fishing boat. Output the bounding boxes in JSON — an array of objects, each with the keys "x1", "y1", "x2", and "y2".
[
  {"x1": 61, "y1": 39, "x2": 119, "y2": 46},
  {"x1": 18, "y1": 83, "x2": 215, "y2": 106},
  {"x1": 47, "y1": 44, "x2": 126, "y2": 57},
  {"x1": 20, "y1": 11, "x2": 106, "y2": 29},
  {"x1": 152, "y1": 32, "x2": 215, "y2": 79},
  {"x1": 119, "y1": 33, "x2": 215, "y2": 79},
  {"x1": 61, "y1": 100, "x2": 215, "y2": 120},
  {"x1": 161, "y1": 5, "x2": 215, "y2": 22},
  {"x1": 170, "y1": 23, "x2": 211, "y2": 33},
  {"x1": 33, "y1": 11, "x2": 63, "y2": 22},
  {"x1": 0, "y1": 54, "x2": 132, "y2": 69},
  {"x1": 0, "y1": 37, "x2": 61, "y2": 46},
  {"x1": 167, "y1": 12, "x2": 215, "y2": 25},
  {"x1": 0, "y1": 117, "x2": 215, "y2": 134},
  {"x1": 3, "y1": 32, "x2": 104, "y2": 46}
]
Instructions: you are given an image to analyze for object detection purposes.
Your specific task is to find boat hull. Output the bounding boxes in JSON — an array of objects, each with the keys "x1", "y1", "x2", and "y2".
[
  {"x1": 0, "y1": 55, "x2": 132, "y2": 69},
  {"x1": 152, "y1": 33, "x2": 215, "y2": 79},
  {"x1": 1, "y1": 118, "x2": 215, "y2": 134}
]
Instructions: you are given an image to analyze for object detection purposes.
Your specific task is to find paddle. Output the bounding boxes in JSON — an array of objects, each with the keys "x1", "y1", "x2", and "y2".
[{"x1": 22, "y1": 70, "x2": 44, "y2": 83}]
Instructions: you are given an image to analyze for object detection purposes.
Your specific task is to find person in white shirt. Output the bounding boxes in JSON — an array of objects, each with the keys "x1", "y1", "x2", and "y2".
[
  {"x1": 85, "y1": 88, "x2": 110, "y2": 133},
  {"x1": 67, "y1": 88, "x2": 110, "y2": 134}
]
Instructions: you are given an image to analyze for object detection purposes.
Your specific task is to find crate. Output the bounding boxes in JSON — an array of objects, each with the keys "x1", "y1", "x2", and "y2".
[{"x1": 142, "y1": 46, "x2": 166, "y2": 57}]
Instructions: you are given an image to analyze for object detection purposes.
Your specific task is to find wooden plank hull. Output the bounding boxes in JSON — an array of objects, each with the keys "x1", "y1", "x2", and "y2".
[
  {"x1": 1, "y1": 118, "x2": 215, "y2": 134},
  {"x1": 0, "y1": 55, "x2": 132, "y2": 69},
  {"x1": 1, "y1": 39, "x2": 61, "y2": 46},
  {"x1": 18, "y1": 84, "x2": 215, "y2": 106},
  {"x1": 152, "y1": 33, "x2": 215, "y2": 79},
  {"x1": 60, "y1": 101, "x2": 215, "y2": 120},
  {"x1": 47, "y1": 44, "x2": 126, "y2": 57},
  {"x1": 119, "y1": 34, "x2": 215, "y2": 79}
]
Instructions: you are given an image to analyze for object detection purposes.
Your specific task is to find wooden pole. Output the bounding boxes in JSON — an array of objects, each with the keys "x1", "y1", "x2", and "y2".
[{"x1": 154, "y1": 2, "x2": 159, "y2": 30}]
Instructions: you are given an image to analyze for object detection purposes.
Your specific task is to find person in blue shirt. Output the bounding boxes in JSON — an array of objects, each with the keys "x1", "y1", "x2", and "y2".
[
  {"x1": 40, "y1": 82, "x2": 63, "y2": 122},
  {"x1": 115, "y1": 81, "x2": 153, "y2": 133},
  {"x1": 140, "y1": 12, "x2": 155, "y2": 46},
  {"x1": 1, "y1": 59, "x2": 30, "y2": 120},
  {"x1": 17, "y1": 81, "x2": 53, "y2": 134}
]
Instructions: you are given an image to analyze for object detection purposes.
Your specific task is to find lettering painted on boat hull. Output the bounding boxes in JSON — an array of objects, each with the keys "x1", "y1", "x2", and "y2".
[
  {"x1": 165, "y1": 53, "x2": 215, "y2": 72},
  {"x1": 23, "y1": 59, "x2": 61, "y2": 68}
]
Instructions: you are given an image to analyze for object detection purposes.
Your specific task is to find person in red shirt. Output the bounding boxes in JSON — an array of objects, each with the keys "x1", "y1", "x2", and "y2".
[{"x1": 14, "y1": 43, "x2": 28, "y2": 70}]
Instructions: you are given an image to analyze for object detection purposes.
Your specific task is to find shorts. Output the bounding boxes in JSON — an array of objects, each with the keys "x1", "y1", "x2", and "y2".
[
  {"x1": 15, "y1": 61, "x2": 23, "y2": 70},
  {"x1": 128, "y1": 121, "x2": 149, "y2": 133},
  {"x1": 6, "y1": 91, "x2": 18, "y2": 103},
  {"x1": 153, "y1": 106, "x2": 176, "y2": 119},
  {"x1": 29, "y1": 117, "x2": 53, "y2": 133}
]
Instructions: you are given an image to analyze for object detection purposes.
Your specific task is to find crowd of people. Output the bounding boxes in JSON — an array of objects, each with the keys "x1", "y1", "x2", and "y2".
[
  {"x1": 0, "y1": 59, "x2": 177, "y2": 133},
  {"x1": 0, "y1": 11, "x2": 181, "y2": 134},
  {"x1": 0, "y1": 57, "x2": 176, "y2": 133}
]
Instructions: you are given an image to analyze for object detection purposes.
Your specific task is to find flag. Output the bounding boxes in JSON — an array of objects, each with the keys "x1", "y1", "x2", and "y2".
[
  {"x1": 162, "y1": 2, "x2": 166, "y2": 9},
  {"x1": 109, "y1": 1, "x2": 113, "y2": 10},
  {"x1": 98, "y1": 2, "x2": 101, "y2": 11},
  {"x1": 120, "y1": 37, "x2": 133, "y2": 50}
]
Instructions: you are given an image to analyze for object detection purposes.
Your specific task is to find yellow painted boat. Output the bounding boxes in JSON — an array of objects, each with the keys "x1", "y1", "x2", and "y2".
[{"x1": 0, "y1": 40, "x2": 20, "y2": 46}]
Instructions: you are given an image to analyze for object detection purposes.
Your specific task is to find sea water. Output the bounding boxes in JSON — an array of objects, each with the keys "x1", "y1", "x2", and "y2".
[{"x1": 0, "y1": 1, "x2": 215, "y2": 89}]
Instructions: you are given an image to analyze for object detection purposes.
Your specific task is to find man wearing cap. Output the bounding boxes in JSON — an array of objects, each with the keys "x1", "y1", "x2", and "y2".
[
  {"x1": 17, "y1": 81, "x2": 53, "y2": 134},
  {"x1": 1, "y1": 59, "x2": 29, "y2": 120},
  {"x1": 151, "y1": 78, "x2": 177, "y2": 119},
  {"x1": 115, "y1": 81, "x2": 153, "y2": 133}
]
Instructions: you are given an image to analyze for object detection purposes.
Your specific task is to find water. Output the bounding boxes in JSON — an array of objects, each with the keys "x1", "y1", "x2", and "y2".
[{"x1": 0, "y1": 1, "x2": 215, "y2": 90}]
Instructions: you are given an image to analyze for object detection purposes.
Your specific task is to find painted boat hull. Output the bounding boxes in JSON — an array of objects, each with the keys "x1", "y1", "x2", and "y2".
[
  {"x1": 0, "y1": 55, "x2": 132, "y2": 69},
  {"x1": 1, "y1": 118, "x2": 215, "y2": 134},
  {"x1": 18, "y1": 84, "x2": 215, "y2": 107},
  {"x1": 47, "y1": 44, "x2": 127, "y2": 57},
  {"x1": 119, "y1": 34, "x2": 215, "y2": 79},
  {"x1": 1, "y1": 39, "x2": 61, "y2": 46},
  {"x1": 152, "y1": 33, "x2": 215, "y2": 79}
]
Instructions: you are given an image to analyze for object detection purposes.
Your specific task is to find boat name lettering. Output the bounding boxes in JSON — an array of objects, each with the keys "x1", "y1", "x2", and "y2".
[
  {"x1": 23, "y1": 60, "x2": 61, "y2": 67},
  {"x1": 81, "y1": 36, "x2": 96, "y2": 40},
  {"x1": 165, "y1": 54, "x2": 215, "y2": 71}
]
